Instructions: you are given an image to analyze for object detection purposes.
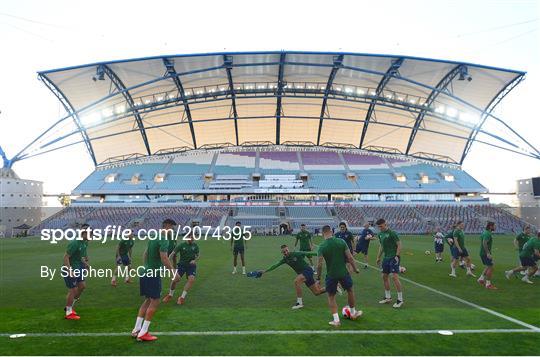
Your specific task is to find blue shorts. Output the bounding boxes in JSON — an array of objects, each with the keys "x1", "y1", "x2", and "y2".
[
  {"x1": 64, "y1": 268, "x2": 85, "y2": 289},
  {"x1": 139, "y1": 276, "x2": 161, "y2": 299},
  {"x1": 451, "y1": 247, "x2": 469, "y2": 259},
  {"x1": 177, "y1": 263, "x2": 197, "y2": 278},
  {"x1": 325, "y1": 274, "x2": 353, "y2": 295},
  {"x1": 116, "y1": 255, "x2": 131, "y2": 266},
  {"x1": 301, "y1": 267, "x2": 316, "y2": 287},
  {"x1": 355, "y1": 241, "x2": 369, "y2": 255},
  {"x1": 434, "y1": 243, "x2": 444, "y2": 253},
  {"x1": 480, "y1": 255, "x2": 493, "y2": 266},
  {"x1": 520, "y1": 257, "x2": 536, "y2": 267},
  {"x1": 233, "y1": 246, "x2": 245, "y2": 255},
  {"x1": 382, "y1": 256, "x2": 400, "y2": 274}
]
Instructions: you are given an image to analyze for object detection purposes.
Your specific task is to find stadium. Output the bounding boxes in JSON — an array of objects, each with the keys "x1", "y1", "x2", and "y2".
[
  {"x1": 1, "y1": 49, "x2": 540, "y2": 355},
  {"x1": 6, "y1": 51, "x2": 538, "y2": 235}
]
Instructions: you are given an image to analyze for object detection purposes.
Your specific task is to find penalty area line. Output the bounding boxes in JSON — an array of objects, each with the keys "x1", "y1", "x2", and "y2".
[{"x1": 2, "y1": 328, "x2": 539, "y2": 338}]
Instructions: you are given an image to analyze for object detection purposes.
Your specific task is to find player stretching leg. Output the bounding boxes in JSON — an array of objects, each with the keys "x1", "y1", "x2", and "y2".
[
  {"x1": 317, "y1": 225, "x2": 361, "y2": 327},
  {"x1": 450, "y1": 221, "x2": 475, "y2": 277},
  {"x1": 516, "y1": 232, "x2": 540, "y2": 284},
  {"x1": 132, "y1": 229, "x2": 174, "y2": 341},
  {"x1": 295, "y1": 224, "x2": 315, "y2": 269},
  {"x1": 375, "y1": 219, "x2": 404, "y2": 308},
  {"x1": 232, "y1": 221, "x2": 247, "y2": 275},
  {"x1": 505, "y1": 226, "x2": 532, "y2": 279},
  {"x1": 63, "y1": 224, "x2": 92, "y2": 320},
  {"x1": 163, "y1": 234, "x2": 200, "y2": 305},
  {"x1": 257, "y1": 244, "x2": 325, "y2": 309},
  {"x1": 477, "y1": 222, "x2": 497, "y2": 289},
  {"x1": 355, "y1": 223, "x2": 376, "y2": 268},
  {"x1": 111, "y1": 232, "x2": 135, "y2": 286}
]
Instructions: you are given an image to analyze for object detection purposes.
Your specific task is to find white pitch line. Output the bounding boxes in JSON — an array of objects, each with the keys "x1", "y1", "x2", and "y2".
[
  {"x1": 2, "y1": 328, "x2": 538, "y2": 338},
  {"x1": 356, "y1": 259, "x2": 540, "y2": 332}
]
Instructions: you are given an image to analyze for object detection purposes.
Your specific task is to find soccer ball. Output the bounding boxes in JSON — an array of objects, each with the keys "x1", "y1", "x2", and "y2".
[
  {"x1": 341, "y1": 305, "x2": 351, "y2": 319},
  {"x1": 399, "y1": 266, "x2": 407, "y2": 273},
  {"x1": 425, "y1": 250, "x2": 431, "y2": 255}
]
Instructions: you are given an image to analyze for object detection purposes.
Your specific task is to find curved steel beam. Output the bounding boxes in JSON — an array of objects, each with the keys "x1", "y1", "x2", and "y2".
[
  {"x1": 275, "y1": 52, "x2": 286, "y2": 144},
  {"x1": 21, "y1": 114, "x2": 539, "y2": 164},
  {"x1": 316, "y1": 54, "x2": 343, "y2": 145},
  {"x1": 38, "y1": 73, "x2": 97, "y2": 166},
  {"x1": 162, "y1": 58, "x2": 197, "y2": 149},
  {"x1": 223, "y1": 55, "x2": 239, "y2": 146},
  {"x1": 38, "y1": 89, "x2": 528, "y2": 158},
  {"x1": 359, "y1": 58, "x2": 404, "y2": 148},
  {"x1": 35, "y1": 59, "x2": 524, "y2": 150},
  {"x1": 101, "y1": 64, "x2": 152, "y2": 155},
  {"x1": 459, "y1": 73, "x2": 525, "y2": 164},
  {"x1": 405, "y1": 64, "x2": 465, "y2": 155}
]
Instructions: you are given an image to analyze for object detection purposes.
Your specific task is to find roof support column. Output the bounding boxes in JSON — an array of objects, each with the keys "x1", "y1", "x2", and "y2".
[
  {"x1": 275, "y1": 52, "x2": 286, "y2": 145},
  {"x1": 162, "y1": 58, "x2": 198, "y2": 149},
  {"x1": 223, "y1": 55, "x2": 239, "y2": 146},
  {"x1": 101, "y1": 64, "x2": 152, "y2": 155},
  {"x1": 459, "y1": 74, "x2": 526, "y2": 164},
  {"x1": 405, "y1": 64, "x2": 466, "y2": 155},
  {"x1": 38, "y1": 73, "x2": 98, "y2": 166},
  {"x1": 316, "y1": 55, "x2": 344, "y2": 145},
  {"x1": 359, "y1": 58, "x2": 404, "y2": 148}
]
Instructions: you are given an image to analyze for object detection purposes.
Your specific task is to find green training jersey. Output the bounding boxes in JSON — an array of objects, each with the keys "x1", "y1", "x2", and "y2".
[
  {"x1": 317, "y1": 237, "x2": 349, "y2": 279},
  {"x1": 378, "y1": 229, "x2": 400, "y2": 258},
  {"x1": 266, "y1": 251, "x2": 316, "y2": 274},
  {"x1": 515, "y1": 232, "x2": 530, "y2": 252},
  {"x1": 144, "y1": 235, "x2": 169, "y2": 270},
  {"x1": 118, "y1": 238, "x2": 134, "y2": 256},
  {"x1": 444, "y1": 230, "x2": 454, "y2": 246},
  {"x1": 296, "y1": 230, "x2": 313, "y2": 251},
  {"x1": 519, "y1": 237, "x2": 540, "y2": 259},
  {"x1": 453, "y1": 229, "x2": 466, "y2": 249},
  {"x1": 80, "y1": 240, "x2": 88, "y2": 259},
  {"x1": 66, "y1": 239, "x2": 86, "y2": 269},
  {"x1": 232, "y1": 230, "x2": 246, "y2": 249},
  {"x1": 174, "y1": 241, "x2": 199, "y2": 266},
  {"x1": 479, "y1": 229, "x2": 492, "y2": 256},
  {"x1": 166, "y1": 231, "x2": 176, "y2": 254}
]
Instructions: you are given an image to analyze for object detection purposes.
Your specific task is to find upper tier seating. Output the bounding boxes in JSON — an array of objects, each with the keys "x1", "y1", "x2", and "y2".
[
  {"x1": 259, "y1": 151, "x2": 300, "y2": 174},
  {"x1": 213, "y1": 152, "x2": 256, "y2": 174},
  {"x1": 74, "y1": 149, "x2": 485, "y2": 193},
  {"x1": 302, "y1": 151, "x2": 344, "y2": 172}
]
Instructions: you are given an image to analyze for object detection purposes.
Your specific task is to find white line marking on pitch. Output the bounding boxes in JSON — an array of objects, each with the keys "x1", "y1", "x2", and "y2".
[
  {"x1": 357, "y1": 259, "x2": 540, "y2": 331},
  {"x1": 2, "y1": 328, "x2": 538, "y2": 338}
]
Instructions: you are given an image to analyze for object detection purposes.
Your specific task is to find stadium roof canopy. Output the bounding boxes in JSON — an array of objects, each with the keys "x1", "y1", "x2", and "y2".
[{"x1": 12, "y1": 51, "x2": 540, "y2": 167}]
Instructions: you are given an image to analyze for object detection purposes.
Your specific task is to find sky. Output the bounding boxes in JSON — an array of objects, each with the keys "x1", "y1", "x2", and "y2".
[{"x1": 0, "y1": 0, "x2": 539, "y2": 206}]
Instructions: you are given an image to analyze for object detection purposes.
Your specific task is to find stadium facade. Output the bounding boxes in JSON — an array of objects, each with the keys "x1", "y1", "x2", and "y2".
[
  {"x1": 3, "y1": 51, "x2": 539, "y2": 235},
  {"x1": 0, "y1": 168, "x2": 43, "y2": 237},
  {"x1": 516, "y1": 177, "x2": 540, "y2": 227}
]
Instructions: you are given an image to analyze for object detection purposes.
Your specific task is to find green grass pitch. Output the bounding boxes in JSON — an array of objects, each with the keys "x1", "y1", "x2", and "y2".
[{"x1": 0, "y1": 234, "x2": 539, "y2": 355}]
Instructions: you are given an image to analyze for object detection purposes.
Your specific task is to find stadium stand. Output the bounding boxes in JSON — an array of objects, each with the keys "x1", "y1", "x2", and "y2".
[
  {"x1": 72, "y1": 149, "x2": 486, "y2": 194},
  {"x1": 32, "y1": 203, "x2": 530, "y2": 235},
  {"x1": 259, "y1": 151, "x2": 300, "y2": 174}
]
